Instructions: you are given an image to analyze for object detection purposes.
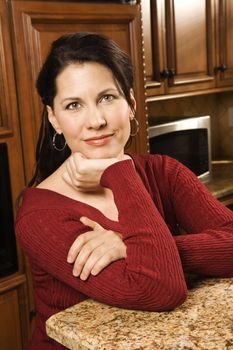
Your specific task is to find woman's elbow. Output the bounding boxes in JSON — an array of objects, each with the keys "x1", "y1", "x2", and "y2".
[
  {"x1": 165, "y1": 283, "x2": 188, "y2": 311},
  {"x1": 148, "y1": 276, "x2": 188, "y2": 311}
]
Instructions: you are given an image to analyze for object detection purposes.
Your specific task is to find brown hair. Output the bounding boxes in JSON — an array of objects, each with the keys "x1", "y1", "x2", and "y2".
[{"x1": 29, "y1": 32, "x2": 135, "y2": 186}]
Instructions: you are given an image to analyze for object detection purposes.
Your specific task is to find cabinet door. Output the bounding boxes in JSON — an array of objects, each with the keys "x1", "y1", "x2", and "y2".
[
  {"x1": 143, "y1": 0, "x2": 217, "y2": 97},
  {"x1": 11, "y1": 0, "x2": 148, "y2": 182},
  {"x1": 141, "y1": 0, "x2": 166, "y2": 96},
  {"x1": 215, "y1": 0, "x2": 233, "y2": 87},
  {"x1": 165, "y1": 0, "x2": 216, "y2": 94},
  {"x1": 0, "y1": 289, "x2": 22, "y2": 350},
  {"x1": 0, "y1": 0, "x2": 25, "y2": 202}
]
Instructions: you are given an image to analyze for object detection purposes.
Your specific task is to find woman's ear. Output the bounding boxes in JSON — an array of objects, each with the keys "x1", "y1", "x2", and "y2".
[{"x1": 47, "y1": 105, "x2": 62, "y2": 134}]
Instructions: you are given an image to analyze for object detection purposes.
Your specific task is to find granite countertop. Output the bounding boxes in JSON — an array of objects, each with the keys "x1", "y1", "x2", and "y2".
[
  {"x1": 46, "y1": 278, "x2": 233, "y2": 350},
  {"x1": 205, "y1": 161, "x2": 233, "y2": 200}
]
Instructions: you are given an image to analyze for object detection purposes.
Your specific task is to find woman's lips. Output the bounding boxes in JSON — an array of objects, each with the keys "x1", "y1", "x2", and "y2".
[{"x1": 84, "y1": 133, "x2": 114, "y2": 146}]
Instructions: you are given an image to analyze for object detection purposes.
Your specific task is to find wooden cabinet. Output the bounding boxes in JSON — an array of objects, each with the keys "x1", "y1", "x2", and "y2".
[
  {"x1": 141, "y1": 0, "x2": 165, "y2": 96},
  {"x1": 0, "y1": 1, "x2": 30, "y2": 348},
  {"x1": 215, "y1": 0, "x2": 233, "y2": 87},
  {"x1": 141, "y1": 0, "x2": 233, "y2": 99},
  {"x1": 0, "y1": 275, "x2": 30, "y2": 350},
  {"x1": 10, "y1": 0, "x2": 148, "y2": 182},
  {"x1": 0, "y1": 289, "x2": 22, "y2": 350}
]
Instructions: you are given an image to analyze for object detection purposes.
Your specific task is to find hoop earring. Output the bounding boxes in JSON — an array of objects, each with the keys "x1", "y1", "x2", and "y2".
[
  {"x1": 52, "y1": 132, "x2": 67, "y2": 151},
  {"x1": 130, "y1": 117, "x2": 139, "y2": 136}
]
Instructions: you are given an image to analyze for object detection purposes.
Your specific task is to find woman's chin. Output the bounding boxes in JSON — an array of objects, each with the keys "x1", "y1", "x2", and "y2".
[{"x1": 84, "y1": 149, "x2": 124, "y2": 160}]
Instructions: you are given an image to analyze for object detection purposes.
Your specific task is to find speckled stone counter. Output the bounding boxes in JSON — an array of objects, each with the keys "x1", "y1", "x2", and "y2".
[
  {"x1": 205, "y1": 161, "x2": 233, "y2": 203},
  {"x1": 46, "y1": 278, "x2": 233, "y2": 350}
]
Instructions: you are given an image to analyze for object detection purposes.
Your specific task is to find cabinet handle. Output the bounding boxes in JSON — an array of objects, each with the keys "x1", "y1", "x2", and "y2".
[
  {"x1": 30, "y1": 309, "x2": 37, "y2": 320},
  {"x1": 160, "y1": 69, "x2": 170, "y2": 78},
  {"x1": 168, "y1": 68, "x2": 176, "y2": 77},
  {"x1": 160, "y1": 69, "x2": 176, "y2": 79},
  {"x1": 216, "y1": 64, "x2": 227, "y2": 72}
]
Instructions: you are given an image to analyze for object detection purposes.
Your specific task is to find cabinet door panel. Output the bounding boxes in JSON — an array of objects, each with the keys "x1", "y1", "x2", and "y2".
[
  {"x1": 0, "y1": 1, "x2": 18, "y2": 137},
  {"x1": 11, "y1": 1, "x2": 148, "y2": 181},
  {"x1": 216, "y1": 0, "x2": 233, "y2": 86},
  {"x1": 0, "y1": 1, "x2": 25, "y2": 229},
  {"x1": 141, "y1": 0, "x2": 166, "y2": 96},
  {"x1": 0, "y1": 289, "x2": 22, "y2": 350},
  {"x1": 165, "y1": 0, "x2": 216, "y2": 93}
]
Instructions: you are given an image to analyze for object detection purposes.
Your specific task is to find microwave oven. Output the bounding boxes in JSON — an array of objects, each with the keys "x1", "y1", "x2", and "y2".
[{"x1": 148, "y1": 115, "x2": 212, "y2": 182}]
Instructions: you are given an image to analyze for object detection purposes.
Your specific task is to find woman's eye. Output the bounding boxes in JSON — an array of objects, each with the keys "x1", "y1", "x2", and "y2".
[
  {"x1": 66, "y1": 102, "x2": 81, "y2": 110},
  {"x1": 100, "y1": 94, "x2": 115, "y2": 103}
]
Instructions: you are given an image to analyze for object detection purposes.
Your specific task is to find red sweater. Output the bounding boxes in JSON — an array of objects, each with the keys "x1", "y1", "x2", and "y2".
[{"x1": 15, "y1": 155, "x2": 233, "y2": 349}]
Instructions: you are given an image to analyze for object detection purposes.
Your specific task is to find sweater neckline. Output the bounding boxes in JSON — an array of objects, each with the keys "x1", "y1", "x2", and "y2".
[
  {"x1": 23, "y1": 187, "x2": 120, "y2": 225},
  {"x1": 22, "y1": 154, "x2": 149, "y2": 227}
]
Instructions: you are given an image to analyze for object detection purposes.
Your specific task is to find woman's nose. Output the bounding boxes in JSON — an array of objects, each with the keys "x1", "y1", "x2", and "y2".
[{"x1": 86, "y1": 106, "x2": 107, "y2": 129}]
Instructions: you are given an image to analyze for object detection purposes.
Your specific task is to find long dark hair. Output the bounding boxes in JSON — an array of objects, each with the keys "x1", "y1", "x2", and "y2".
[{"x1": 29, "y1": 32, "x2": 135, "y2": 187}]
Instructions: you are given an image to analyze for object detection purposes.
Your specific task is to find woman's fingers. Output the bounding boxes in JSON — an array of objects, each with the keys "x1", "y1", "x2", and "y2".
[
  {"x1": 78, "y1": 236, "x2": 125, "y2": 280},
  {"x1": 62, "y1": 154, "x2": 85, "y2": 189},
  {"x1": 80, "y1": 216, "x2": 101, "y2": 230},
  {"x1": 67, "y1": 217, "x2": 102, "y2": 263},
  {"x1": 77, "y1": 243, "x2": 109, "y2": 280},
  {"x1": 67, "y1": 217, "x2": 126, "y2": 280},
  {"x1": 67, "y1": 217, "x2": 104, "y2": 265},
  {"x1": 67, "y1": 233, "x2": 86, "y2": 264},
  {"x1": 90, "y1": 246, "x2": 125, "y2": 276},
  {"x1": 72, "y1": 235, "x2": 103, "y2": 278},
  {"x1": 65, "y1": 156, "x2": 81, "y2": 186},
  {"x1": 62, "y1": 153, "x2": 120, "y2": 192}
]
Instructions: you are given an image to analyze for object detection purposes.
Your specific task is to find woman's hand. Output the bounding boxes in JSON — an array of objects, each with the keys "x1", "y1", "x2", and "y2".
[
  {"x1": 62, "y1": 152, "x2": 119, "y2": 192},
  {"x1": 67, "y1": 217, "x2": 127, "y2": 280}
]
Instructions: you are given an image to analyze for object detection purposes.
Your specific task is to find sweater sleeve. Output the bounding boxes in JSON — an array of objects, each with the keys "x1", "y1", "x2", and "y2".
[
  {"x1": 166, "y1": 158, "x2": 233, "y2": 277},
  {"x1": 15, "y1": 160, "x2": 187, "y2": 312}
]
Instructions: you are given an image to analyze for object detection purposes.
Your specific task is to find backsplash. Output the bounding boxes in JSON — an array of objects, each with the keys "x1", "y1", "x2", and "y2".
[{"x1": 147, "y1": 92, "x2": 233, "y2": 160}]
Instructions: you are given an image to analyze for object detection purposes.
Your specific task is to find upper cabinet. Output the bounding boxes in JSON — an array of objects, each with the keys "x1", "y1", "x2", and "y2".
[
  {"x1": 141, "y1": 0, "x2": 233, "y2": 99},
  {"x1": 215, "y1": 0, "x2": 233, "y2": 87},
  {"x1": 10, "y1": 0, "x2": 148, "y2": 182}
]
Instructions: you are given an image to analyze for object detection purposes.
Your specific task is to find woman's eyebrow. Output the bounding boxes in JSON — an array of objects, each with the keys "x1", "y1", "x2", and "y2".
[
  {"x1": 96, "y1": 88, "x2": 119, "y2": 98},
  {"x1": 61, "y1": 96, "x2": 82, "y2": 103},
  {"x1": 61, "y1": 88, "x2": 119, "y2": 104}
]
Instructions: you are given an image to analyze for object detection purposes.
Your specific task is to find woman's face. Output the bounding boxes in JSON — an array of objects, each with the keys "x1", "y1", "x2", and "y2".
[{"x1": 47, "y1": 62, "x2": 135, "y2": 159}]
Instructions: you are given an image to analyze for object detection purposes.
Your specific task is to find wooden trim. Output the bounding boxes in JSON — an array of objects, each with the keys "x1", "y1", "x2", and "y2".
[
  {"x1": 151, "y1": 0, "x2": 164, "y2": 82},
  {"x1": 0, "y1": 7, "x2": 14, "y2": 135},
  {"x1": 218, "y1": 0, "x2": 225, "y2": 66},
  {"x1": 146, "y1": 84, "x2": 233, "y2": 102},
  {"x1": 206, "y1": 0, "x2": 214, "y2": 75},
  {"x1": 165, "y1": 0, "x2": 175, "y2": 73},
  {"x1": 0, "y1": 274, "x2": 26, "y2": 294}
]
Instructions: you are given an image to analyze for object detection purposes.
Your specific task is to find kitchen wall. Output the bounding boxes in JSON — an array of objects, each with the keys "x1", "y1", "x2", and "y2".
[{"x1": 147, "y1": 92, "x2": 233, "y2": 160}]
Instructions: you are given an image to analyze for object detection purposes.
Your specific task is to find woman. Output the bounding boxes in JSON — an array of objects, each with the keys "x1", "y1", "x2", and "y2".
[{"x1": 15, "y1": 32, "x2": 233, "y2": 349}]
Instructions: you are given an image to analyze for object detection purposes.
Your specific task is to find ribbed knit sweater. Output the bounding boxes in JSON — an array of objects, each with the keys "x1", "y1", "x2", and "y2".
[{"x1": 15, "y1": 155, "x2": 233, "y2": 349}]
